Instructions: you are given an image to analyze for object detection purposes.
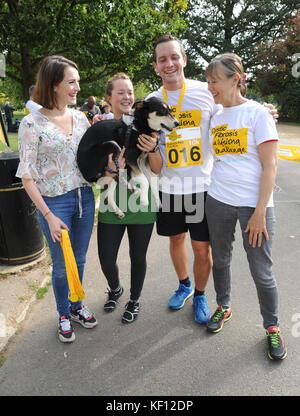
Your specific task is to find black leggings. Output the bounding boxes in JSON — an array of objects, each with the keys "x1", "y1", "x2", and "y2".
[{"x1": 97, "y1": 222, "x2": 154, "y2": 301}]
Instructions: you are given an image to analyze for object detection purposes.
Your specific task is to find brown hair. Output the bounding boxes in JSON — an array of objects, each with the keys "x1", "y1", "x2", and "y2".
[
  {"x1": 152, "y1": 35, "x2": 186, "y2": 62},
  {"x1": 205, "y1": 53, "x2": 247, "y2": 97},
  {"x1": 33, "y1": 55, "x2": 78, "y2": 109},
  {"x1": 105, "y1": 72, "x2": 132, "y2": 98}
]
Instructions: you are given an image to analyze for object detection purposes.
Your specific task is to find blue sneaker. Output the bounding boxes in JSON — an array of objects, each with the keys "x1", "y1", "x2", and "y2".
[
  {"x1": 193, "y1": 295, "x2": 210, "y2": 324},
  {"x1": 168, "y1": 282, "x2": 193, "y2": 310}
]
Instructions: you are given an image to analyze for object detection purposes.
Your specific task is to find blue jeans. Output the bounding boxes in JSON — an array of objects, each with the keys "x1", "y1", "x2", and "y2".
[
  {"x1": 206, "y1": 195, "x2": 279, "y2": 329},
  {"x1": 38, "y1": 187, "x2": 95, "y2": 317}
]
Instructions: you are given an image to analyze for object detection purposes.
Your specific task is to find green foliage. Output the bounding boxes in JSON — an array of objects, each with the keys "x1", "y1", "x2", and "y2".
[
  {"x1": 0, "y1": 0, "x2": 187, "y2": 101},
  {"x1": 255, "y1": 11, "x2": 300, "y2": 121},
  {"x1": 182, "y1": 0, "x2": 299, "y2": 75}
]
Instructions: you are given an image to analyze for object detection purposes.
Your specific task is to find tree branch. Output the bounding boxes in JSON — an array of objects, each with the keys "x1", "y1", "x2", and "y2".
[{"x1": 5, "y1": 69, "x2": 22, "y2": 84}]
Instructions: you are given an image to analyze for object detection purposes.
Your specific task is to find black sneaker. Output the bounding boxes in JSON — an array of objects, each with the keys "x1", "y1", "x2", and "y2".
[
  {"x1": 122, "y1": 301, "x2": 140, "y2": 324},
  {"x1": 206, "y1": 306, "x2": 232, "y2": 333},
  {"x1": 70, "y1": 305, "x2": 98, "y2": 328},
  {"x1": 104, "y1": 286, "x2": 124, "y2": 312},
  {"x1": 266, "y1": 326, "x2": 287, "y2": 360},
  {"x1": 58, "y1": 316, "x2": 75, "y2": 343}
]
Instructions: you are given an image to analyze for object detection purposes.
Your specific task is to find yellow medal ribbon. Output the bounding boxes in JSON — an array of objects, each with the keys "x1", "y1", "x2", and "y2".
[
  {"x1": 162, "y1": 81, "x2": 186, "y2": 117},
  {"x1": 162, "y1": 81, "x2": 203, "y2": 168}
]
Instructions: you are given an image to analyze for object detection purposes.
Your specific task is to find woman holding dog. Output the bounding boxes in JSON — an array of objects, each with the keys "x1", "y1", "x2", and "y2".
[
  {"x1": 204, "y1": 53, "x2": 287, "y2": 360},
  {"x1": 96, "y1": 72, "x2": 162, "y2": 323},
  {"x1": 16, "y1": 55, "x2": 97, "y2": 343}
]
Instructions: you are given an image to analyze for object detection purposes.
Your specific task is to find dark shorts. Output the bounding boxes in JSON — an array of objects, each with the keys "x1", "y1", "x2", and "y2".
[{"x1": 156, "y1": 191, "x2": 210, "y2": 242}]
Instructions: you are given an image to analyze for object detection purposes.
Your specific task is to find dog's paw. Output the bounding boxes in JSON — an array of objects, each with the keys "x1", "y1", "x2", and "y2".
[
  {"x1": 115, "y1": 210, "x2": 125, "y2": 219},
  {"x1": 131, "y1": 186, "x2": 140, "y2": 195}
]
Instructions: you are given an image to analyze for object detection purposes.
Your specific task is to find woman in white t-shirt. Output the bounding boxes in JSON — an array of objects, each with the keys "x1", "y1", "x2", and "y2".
[{"x1": 204, "y1": 53, "x2": 287, "y2": 361}]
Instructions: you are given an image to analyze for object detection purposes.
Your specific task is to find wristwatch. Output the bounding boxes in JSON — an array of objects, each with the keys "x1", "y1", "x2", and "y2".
[{"x1": 149, "y1": 144, "x2": 159, "y2": 153}]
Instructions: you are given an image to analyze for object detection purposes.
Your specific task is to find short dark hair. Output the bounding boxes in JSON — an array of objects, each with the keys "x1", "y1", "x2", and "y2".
[
  {"x1": 33, "y1": 55, "x2": 78, "y2": 109},
  {"x1": 152, "y1": 35, "x2": 186, "y2": 62}
]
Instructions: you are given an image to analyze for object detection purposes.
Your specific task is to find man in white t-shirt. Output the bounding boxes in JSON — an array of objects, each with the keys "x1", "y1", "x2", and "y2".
[
  {"x1": 147, "y1": 35, "x2": 217, "y2": 323},
  {"x1": 25, "y1": 85, "x2": 42, "y2": 114},
  {"x1": 149, "y1": 35, "x2": 278, "y2": 326}
]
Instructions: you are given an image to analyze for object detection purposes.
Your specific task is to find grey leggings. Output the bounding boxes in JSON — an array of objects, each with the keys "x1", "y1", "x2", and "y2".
[{"x1": 206, "y1": 195, "x2": 279, "y2": 329}]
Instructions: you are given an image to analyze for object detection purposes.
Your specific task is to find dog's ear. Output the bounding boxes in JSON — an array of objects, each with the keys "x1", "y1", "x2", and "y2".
[{"x1": 133, "y1": 99, "x2": 147, "y2": 110}]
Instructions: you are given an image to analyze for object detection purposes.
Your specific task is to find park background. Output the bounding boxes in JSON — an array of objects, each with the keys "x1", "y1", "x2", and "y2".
[{"x1": 0, "y1": 0, "x2": 300, "y2": 152}]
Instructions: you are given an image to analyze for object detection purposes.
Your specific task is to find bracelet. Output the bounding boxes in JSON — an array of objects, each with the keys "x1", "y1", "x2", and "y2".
[
  {"x1": 44, "y1": 210, "x2": 51, "y2": 218},
  {"x1": 149, "y1": 144, "x2": 159, "y2": 153}
]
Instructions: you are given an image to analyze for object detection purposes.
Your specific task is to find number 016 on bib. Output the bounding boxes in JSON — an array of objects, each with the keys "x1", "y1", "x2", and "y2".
[{"x1": 166, "y1": 126, "x2": 203, "y2": 168}]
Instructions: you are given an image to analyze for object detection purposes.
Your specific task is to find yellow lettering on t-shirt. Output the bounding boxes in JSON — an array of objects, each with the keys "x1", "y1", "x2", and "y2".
[{"x1": 211, "y1": 124, "x2": 248, "y2": 155}]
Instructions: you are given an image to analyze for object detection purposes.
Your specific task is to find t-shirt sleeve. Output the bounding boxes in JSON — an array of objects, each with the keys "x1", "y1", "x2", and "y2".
[
  {"x1": 16, "y1": 116, "x2": 40, "y2": 181},
  {"x1": 254, "y1": 107, "x2": 279, "y2": 146}
]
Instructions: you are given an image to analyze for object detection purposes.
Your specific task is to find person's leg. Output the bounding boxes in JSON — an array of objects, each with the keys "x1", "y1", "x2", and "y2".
[
  {"x1": 38, "y1": 191, "x2": 76, "y2": 318},
  {"x1": 190, "y1": 240, "x2": 212, "y2": 323},
  {"x1": 69, "y1": 187, "x2": 95, "y2": 311},
  {"x1": 122, "y1": 223, "x2": 154, "y2": 324},
  {"x1": 238, "y1": 206, "x2": 279, "y2": 329},
  {"x1": 239, "y1": 206, "x2": 286, "y2": 360},
  {"x1": 157, "y1": 192, "x2": 193, "y2": 309},
  {"x1": 168, "y1": 232, "x2": 194, "y2": 309},
  {"x1": 127, "y1": 223, "x2": 154, "y2": 301},
  {"x1": 97, "y1": 222, "x2": 125, "y2": 290},
  {"x1": 205, "y1": 195, "x2": 237, "y2": 332},
  {"x1": 169, "y1": 233, "x2": 189, "y2": 280},
  {"x1": 191, "y1": 240, "x2": 212, "y2": 292},
  {"x1": 97, "y1": 222, "x2": 126, "y2": 312},
  {"x1": 206, "y1": 195, "x2": 238, "y2": 308},
  {"x1": 185, "y1": 192, "x2": 212, "y2": 292}
]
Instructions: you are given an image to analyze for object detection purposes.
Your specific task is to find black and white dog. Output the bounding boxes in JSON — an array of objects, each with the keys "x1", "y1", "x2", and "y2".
[{"x1": 77, "y1": 97, "x2": 179, "y2": 218}]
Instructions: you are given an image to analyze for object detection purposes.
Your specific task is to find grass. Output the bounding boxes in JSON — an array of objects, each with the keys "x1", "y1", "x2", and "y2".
[
  {"x1": 0, "y1": 356, "x2": 6, "y2": 366},
  {"x1": 36, "y1": 286, "x2": 48, "y2": 299},
  {"x1": 1, "y1": 109, "x2": 25, "y2": 151},
  {"x1": 278, "y1": 120, "x2": 300, "y2": 127}
]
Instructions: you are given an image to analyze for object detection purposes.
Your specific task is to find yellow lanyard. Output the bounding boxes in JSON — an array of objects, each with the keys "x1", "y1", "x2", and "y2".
[{"x1": 162, "y1": 81, "x2": 186, "y2": 116}]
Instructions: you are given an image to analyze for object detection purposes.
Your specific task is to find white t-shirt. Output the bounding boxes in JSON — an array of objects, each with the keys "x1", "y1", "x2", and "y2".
[
  {"x1": 25, "y1": 99, "x2": 42, "y2": 114},
  {"x1": 147, "y1": 79, "x2": 219, "y2": 194},
  {"x1": 102, "y1": 112, "x2": 114, "y2": 119},
  {"x1": 208, "y1": 100, "x2": 278, "y2": 207}
]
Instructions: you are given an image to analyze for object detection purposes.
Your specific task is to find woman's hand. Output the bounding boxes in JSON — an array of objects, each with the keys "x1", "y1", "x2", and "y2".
[
  {"x1": 137, "y1": 132, "x2": 158, "y2": 152},
  {"x1": 244, "y1": 208, "x2": 269, "y2": 248},
  {"x1": 46, "y1": 213, "x2": 69, "y2": 243},
  {"x1": 263, "y1": 103, "x2": 278, "y2": 123},
  {"x1": 92, "y1": 114, "x2": 107, "y2": 124}
]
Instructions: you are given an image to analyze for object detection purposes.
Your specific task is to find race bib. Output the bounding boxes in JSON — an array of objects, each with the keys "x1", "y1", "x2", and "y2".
[{"x1": 165, "y1": 109, "x2": 203, "y2": 168}]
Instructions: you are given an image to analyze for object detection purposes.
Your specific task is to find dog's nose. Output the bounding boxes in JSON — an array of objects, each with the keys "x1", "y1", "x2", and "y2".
[{"x1": 174, "y1": 120, "x2": 180, "y2": 127}]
